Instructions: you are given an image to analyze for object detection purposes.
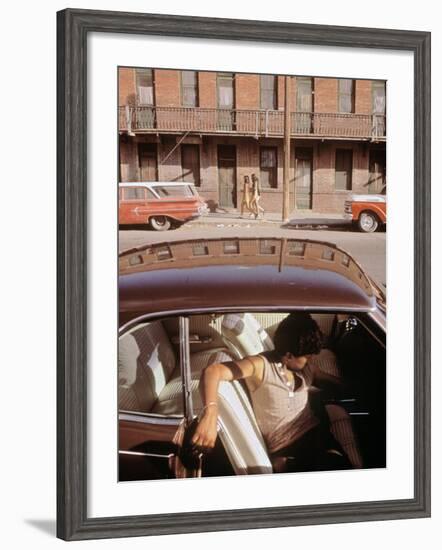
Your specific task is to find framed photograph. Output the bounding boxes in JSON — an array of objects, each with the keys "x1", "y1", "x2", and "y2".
[{"x1": 57, "y1": 8, "x2": 431, "y2": 541}]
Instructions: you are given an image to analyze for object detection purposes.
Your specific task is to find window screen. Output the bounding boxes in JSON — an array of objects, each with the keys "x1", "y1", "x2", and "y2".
[
  {"x1": 338, "y1": 79, "x2": 355, "y2": 113},
  {"x1": 260, "y1": 147, "x2": 278, "y2": 188},
  {"x1": 217, "y1": 73, "x2": 234, "y2": 109},
  {"x1": 372, "y1": 81, "x2": 386, "y2": 114},
  {"x1": 182, "y1": 71, "x2": 198, "y2": 107},
  {"x1": 260, "y1": 75, "x2": 277, "y2": 110},
  {"x1": 296, "y1": 77, "x2": 313, "y2": 112},
  {"x1": 136, "y1": 69, "x2": 154, "y2": 106}
]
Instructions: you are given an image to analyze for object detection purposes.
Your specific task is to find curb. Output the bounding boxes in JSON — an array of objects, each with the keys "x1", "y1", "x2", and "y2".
[{"x1": 188, "y1": 217, "x2": 350, "y2": 229}]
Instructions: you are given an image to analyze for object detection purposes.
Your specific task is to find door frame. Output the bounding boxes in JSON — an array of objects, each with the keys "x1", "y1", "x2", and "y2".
[
  {"x1": 294, "y1": 146, "x2": 313, "y2": 210},
  {"x1": 217, "y1": 144, "x2": 237, "y2": 209}
]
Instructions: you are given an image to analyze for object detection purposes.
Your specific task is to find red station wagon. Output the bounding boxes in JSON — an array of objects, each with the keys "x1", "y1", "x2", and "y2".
[
  {"x1": 119, "y1": 181, "x2": 208, "y2": 231},
  {"x1": 118, "y1": 237, "x2": 387, "y2": 481}
]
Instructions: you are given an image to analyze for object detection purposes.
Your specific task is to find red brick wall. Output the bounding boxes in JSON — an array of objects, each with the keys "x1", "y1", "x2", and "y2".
[
  {"x1": 355, "y1": 80, "x2": 372, "y2": 114},
  {"x1": 277, "y1": 76, "x2": 284, "y2": 110},
  {"x1": 118, "y1": 68, "x2": 136, "y2": 106},
  {"x1": 277, "y1": 76, "x2": 297, "y2": 111},
  {"x1": 314, "y1": 78, "x2": 338, "y2": 112},
  {"x1": 235, "y1": 74, "x2": 259, "y2": 109},
  {"x1": 312, "y1": 141, "x2": 370, "y2": 212},
  {"x1": 199, "y1": 72, "x2": 217, "y2": 108},
  {"x1": 154, "y1": 69, "x2": 181, "y2": 107}
]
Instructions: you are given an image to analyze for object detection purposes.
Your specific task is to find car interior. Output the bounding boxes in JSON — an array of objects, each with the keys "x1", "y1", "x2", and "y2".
[{"x1": 118, "y1": 311, "x2": 386, "y2": 481}]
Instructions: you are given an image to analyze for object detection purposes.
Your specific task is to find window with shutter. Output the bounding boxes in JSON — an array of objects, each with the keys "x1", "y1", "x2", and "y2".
[
  {"x1": 260, "y1": 147, "x2": 278, "y2": 188},
  {"x1": 335, "y1": 149, "x2": 353, "y2": 190}
]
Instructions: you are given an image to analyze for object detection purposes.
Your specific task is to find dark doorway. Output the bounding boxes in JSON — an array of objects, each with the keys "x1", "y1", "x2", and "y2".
[
  {"x1": 368, "y1": 149, "x2": 386, "y2": 194},
  {"x1": 218, "y1": 145, "x2": 237, "y2": 208},
  {"x1": 138, "y1": 143, "x2": 158, "y2": 181},
  {"x1": 294, "y1": 147, "x2": 313, "y2": 209}
]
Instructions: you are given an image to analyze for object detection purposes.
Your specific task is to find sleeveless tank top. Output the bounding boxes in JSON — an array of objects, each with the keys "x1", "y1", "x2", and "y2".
[{"x1": 247, "y1": 355, "x2": 319, "y2": 454}]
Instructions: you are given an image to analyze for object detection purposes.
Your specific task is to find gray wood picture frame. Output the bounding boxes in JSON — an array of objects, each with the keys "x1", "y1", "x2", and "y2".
[{"x1": 57, "y1": 8, "x2": 431, "y2": 541}]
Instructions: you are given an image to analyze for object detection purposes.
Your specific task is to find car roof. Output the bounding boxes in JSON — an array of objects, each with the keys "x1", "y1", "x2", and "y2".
[
  {"x1": 119, "y1": 237, "x2": 380, "y2": 328},
  {"x1": 119, "y1": 181, "x2": 194, "y2": 187}
]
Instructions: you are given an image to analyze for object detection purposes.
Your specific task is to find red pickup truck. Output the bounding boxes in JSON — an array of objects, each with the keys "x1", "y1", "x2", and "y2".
[
  {"x1": 119, "y1": 182, "x2": 208, "y2": 231},
  {"x1": 344, "y1": 188, "x2": 386, "y2": 233}
]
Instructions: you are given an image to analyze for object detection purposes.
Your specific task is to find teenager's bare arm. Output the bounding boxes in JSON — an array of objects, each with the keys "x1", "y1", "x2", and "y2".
[{"x1": 191, "y1": 356, "x2": 264, "y2": 451}]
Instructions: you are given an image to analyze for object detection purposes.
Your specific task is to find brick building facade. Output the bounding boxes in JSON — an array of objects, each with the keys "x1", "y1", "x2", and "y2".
[{"x1": 118, "y1": 68, "x2": 386, "y2": 214}]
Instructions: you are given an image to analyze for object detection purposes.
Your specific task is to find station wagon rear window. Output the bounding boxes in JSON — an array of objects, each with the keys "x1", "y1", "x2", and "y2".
[{"x1": 153, "y1": 185, "x2": 194, "y2": 197}]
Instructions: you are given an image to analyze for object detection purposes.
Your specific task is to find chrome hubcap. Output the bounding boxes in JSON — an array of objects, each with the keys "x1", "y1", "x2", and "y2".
[{"x1": 360, "y1": 213, "x2": 375, "y2": 230}]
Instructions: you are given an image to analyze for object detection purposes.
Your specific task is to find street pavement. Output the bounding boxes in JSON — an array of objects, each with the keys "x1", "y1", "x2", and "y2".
[{"x1": 119, "y1": 216, "x2": 386, "y2": 288}]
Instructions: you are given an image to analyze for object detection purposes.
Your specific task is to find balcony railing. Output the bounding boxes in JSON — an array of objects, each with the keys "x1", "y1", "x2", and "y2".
[{"x1": 119, "y1": 106, "x2": 386, "y2": 140}]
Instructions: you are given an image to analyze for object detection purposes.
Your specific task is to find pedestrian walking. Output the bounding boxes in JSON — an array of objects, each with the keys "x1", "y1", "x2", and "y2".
[
  {"x1": 250, "y1": 173, "x2": 265, "y2": 219},
  {"x1": 240, "y1": 175, "x2": 253, "y2": 217}
]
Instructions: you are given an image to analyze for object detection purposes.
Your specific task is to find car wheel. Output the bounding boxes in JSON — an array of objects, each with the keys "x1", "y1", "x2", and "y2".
[
  {"x1": 149, "y1": 216, "x2": 171, "y2": 231},
  {"x1": 358, "y1": 211, "x2": 379, "y2": 233}
]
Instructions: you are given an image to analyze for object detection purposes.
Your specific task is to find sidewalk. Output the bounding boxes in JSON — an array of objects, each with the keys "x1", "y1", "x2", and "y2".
[{"x1": 189, "y1": 210, "x2": 349, "y2": 228}]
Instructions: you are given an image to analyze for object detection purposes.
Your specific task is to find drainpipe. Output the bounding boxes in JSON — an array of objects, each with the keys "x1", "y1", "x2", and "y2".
[{"x1": 282, "y1": 76, "x2": 291, "y2": 223}]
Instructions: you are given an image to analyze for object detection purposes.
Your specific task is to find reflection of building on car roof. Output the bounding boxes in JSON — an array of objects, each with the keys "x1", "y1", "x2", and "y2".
[{"x1": 118, "y1": 237, "x2": 386, "y2": 481}]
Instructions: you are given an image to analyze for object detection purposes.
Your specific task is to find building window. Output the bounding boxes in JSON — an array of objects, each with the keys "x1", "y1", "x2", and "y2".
[
  {"x1": 260, "y1": 147, "x2": 278, "y2": 189},
  {"x1": 372, "y1": 81, "x2": 386, "y2": 114},
  {"x1": 181, "y1": 144, "x2": 201, "y2": 186},
  {"x1": 338, "y1": 79, "x2": 355, "y2": 113},
  {"x1": 217, "y1": 73, "x2": 234, "y2": 109},
  {"x1": 296, "y1": 77, "x2": 313, "y2": 112},
  {"x1": 260, "y1": 75, "x2": 277, "y2": 110},
  {"x1": 181, "y1": 71, "x2": 198, "y2": 107},
  {"x1": 335, "y1": 149, "x2": 353, "y2": 190},
  {"x1": 136, "y1": 69, "x2": 154, "y2": 105}
]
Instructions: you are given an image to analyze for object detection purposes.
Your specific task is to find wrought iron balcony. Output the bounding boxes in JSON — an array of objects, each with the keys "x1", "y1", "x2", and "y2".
[{"x1": 119, "y1": 106, "x2": 386, "y2": 140}]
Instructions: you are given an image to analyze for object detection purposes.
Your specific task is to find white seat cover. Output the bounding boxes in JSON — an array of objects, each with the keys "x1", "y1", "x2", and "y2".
[{"x1": 118, "y1": 321, "x2": 176, "y2": 412}]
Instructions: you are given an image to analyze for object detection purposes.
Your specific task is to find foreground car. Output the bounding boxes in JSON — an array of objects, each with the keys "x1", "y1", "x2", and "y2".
[
  {"x1": 118, "y1": 237, "x2": 386, "y2": 481},
  {"x1": 119, "y1": 181, "x2": 208, "y2": 231}
]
